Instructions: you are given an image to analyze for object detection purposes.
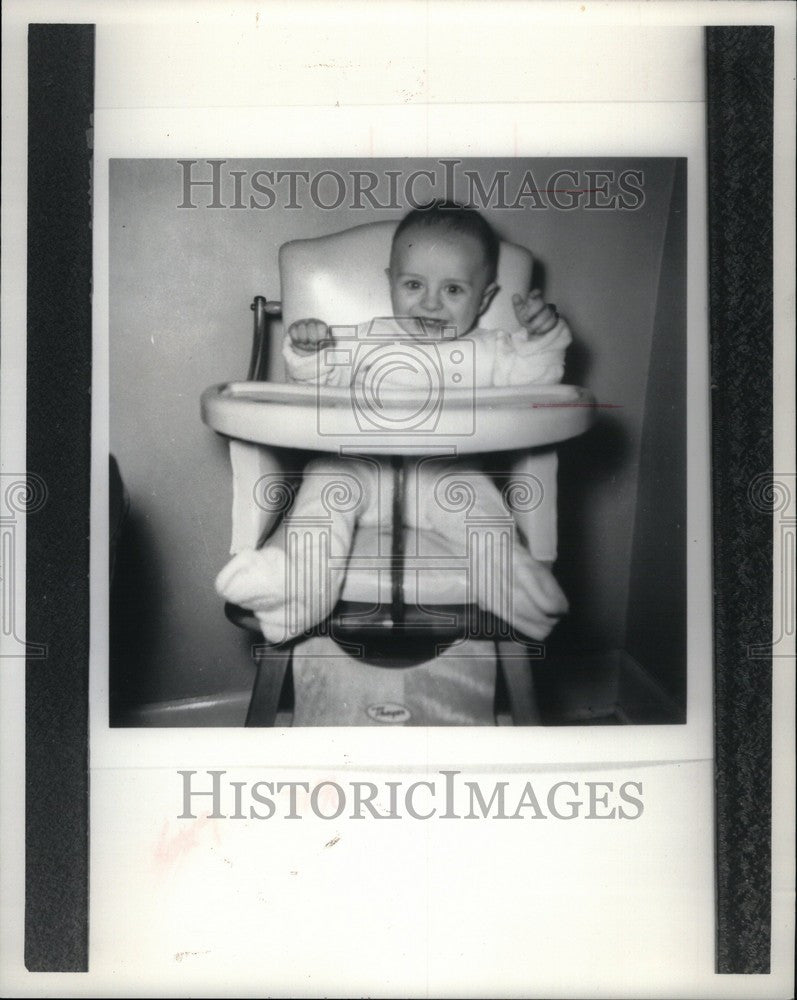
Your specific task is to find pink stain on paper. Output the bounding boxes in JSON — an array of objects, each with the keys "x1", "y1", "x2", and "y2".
[{"x1": 152, "y1": 813, "x2": 222, "y2": 874}]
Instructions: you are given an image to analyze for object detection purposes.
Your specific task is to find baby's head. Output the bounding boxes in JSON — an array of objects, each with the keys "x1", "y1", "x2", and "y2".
[{"x1": 387, "y1": 201, "x2": 499, "y2": 338}]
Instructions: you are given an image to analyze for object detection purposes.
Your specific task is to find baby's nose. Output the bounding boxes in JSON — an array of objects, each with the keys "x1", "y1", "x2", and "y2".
[{"x1": 421, "y1": 288, "x2": 442, "y2": 310}]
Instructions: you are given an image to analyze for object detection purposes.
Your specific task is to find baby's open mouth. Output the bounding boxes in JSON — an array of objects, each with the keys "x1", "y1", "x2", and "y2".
[{"x1": 399, "y1": 315, "x2": 458, "y2": 338}]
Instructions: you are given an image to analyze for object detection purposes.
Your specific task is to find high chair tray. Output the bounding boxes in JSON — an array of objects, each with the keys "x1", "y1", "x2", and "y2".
[{"x1": 201, "y1": 381, "x2": 596, "y2": 454}]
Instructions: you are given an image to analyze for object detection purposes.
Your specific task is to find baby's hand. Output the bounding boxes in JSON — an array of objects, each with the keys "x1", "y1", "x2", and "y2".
[
  {"x1": 512, "y1": 290, "x2": 559, "y2": 337},
  {"x1": 288, "y1": 318, "x2": 332, "y2": 355}
]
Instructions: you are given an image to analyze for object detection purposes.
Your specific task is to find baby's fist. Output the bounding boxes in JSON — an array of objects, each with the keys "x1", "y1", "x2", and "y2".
[
  {"x1": 289, "y1": 318, "x2": 332, "y2": 354},
  {"x1": 512, "y1": 290, "x2": 559, "y2": 337}
]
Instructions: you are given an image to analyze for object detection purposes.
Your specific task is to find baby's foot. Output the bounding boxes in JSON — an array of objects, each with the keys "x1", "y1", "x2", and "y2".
[
  {"x1": 507, "y1": 560, "x2": 568, "y2": 640},
  {"x1": 215, "y1": 543, "x2": 345, "y2": 645},
  {"x1": 215, "y1": 548, "x2": 284, "y2": 613},
  {"x1": 473, "y1": 545, "x2": 568, "y2": 641}
]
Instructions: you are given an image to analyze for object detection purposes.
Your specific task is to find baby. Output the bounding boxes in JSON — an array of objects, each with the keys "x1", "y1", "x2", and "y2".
[{"x1": 216, "y1": 201, "x2": 572, "y2": 644}]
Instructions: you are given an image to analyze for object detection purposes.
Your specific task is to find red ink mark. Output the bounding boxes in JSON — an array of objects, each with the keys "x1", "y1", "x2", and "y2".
[
  {"x1": 531, "y1": 402, "x2": 623, "y2": 409},
  {"x1": 153, "y1": 813, "x2": 221, "y2": 873}
]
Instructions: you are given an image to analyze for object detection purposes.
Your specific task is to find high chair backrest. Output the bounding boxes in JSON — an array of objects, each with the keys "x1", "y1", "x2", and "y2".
[{"x1": 271, "y1": 220, "x2": 533, "y2": 381}]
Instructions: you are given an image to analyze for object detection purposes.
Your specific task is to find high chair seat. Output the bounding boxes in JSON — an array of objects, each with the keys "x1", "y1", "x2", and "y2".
[{"x1": 340, "y1": 525, "x2": 469, "y2": 605}]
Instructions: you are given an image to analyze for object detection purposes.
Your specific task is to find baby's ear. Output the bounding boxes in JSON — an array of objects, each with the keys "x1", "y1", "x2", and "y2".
[{"x1": 478, "y1": 282, "x2": 499, "y2": 315}]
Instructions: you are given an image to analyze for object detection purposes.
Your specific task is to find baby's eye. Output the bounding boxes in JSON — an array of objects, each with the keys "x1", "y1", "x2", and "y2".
[
  {"x1": 404, "y1": 279, "x2": 422, "y2": 290},
  {"x1": 445, "y1": 284, "x2": 464, "y2": 296}
]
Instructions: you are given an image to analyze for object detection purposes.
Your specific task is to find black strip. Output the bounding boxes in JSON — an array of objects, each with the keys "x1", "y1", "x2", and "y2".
[
  {"x1": 26, "y1": 23, "x2": 95, "y2": 973},
  {"x1": 390, "y1": 456, "x2": 406, "y2": 624},
  {"x1": 706, "y1": 25, "x2": 773, "y2": 975}
]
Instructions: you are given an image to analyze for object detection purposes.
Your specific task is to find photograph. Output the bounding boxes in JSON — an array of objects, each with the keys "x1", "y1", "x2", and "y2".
[{"x1": 109, "y1": 156, "x2": 686, "y2": 729}]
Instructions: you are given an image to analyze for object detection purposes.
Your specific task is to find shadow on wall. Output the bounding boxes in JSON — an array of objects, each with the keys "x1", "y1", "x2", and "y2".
[
  {"x1": 552, "y1": 414, "x2": 633, "y2": 652},
  {"x1": 532, "y1": 250, "x2": 635, "y2": 653},
  {"x1": 110, "y1": 488, "x2": 257, "y2": 716},
  {"x1": 624, "y1": 158, "x2": 687, "y2": 711},
  {"x1": 110, "y1": 504, "x2": 166, "y2": 714}
]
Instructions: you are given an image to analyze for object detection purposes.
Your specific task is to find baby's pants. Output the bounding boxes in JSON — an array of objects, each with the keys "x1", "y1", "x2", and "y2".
[{"x1": 215, "y1": 455, "x2": 568, "y2": 645}]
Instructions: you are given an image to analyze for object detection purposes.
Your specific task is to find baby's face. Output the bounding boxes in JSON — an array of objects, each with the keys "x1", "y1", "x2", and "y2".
[{"x1": 388, "y1": 228, "x2": 497, "y2": 338}]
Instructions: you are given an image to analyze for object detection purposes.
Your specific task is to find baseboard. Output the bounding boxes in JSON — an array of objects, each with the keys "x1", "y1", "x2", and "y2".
[
  {"x1": 535, "y1": 649, "x2": 622, "y2": 723},
  {"x1": 614, "y1": 649, "x2": 686, "y2": 724},
  {"x1": 111, "y1": 689, "x2": 252, "y2": 727},
  {"x1": 536, "y1": 648, "x2": 684, "y2": 725}
]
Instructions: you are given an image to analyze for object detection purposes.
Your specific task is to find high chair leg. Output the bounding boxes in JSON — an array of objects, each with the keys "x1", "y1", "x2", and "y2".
[
  {"x1": 245, "y1": 646, "x2": 292, "y2": 726},
  {"x1": 497, "y1": 640, "x2": 544, "y2": 725}
]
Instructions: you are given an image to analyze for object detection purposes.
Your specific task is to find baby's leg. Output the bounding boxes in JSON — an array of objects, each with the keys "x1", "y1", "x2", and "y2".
[
  {"x1": 215, "y1": 456, "x2": 373, "y2": 644},
  {"x1": 417, "y1": 460, "x2": 568, "y2": 641}
]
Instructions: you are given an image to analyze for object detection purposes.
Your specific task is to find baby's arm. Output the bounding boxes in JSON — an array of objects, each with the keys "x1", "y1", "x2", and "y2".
[
  {"x1": 492, "y1": 289, "x2": 572, "y2": 386},
  {"x1": 282, "y1": 318, "x2": 348, "y2": 385}
]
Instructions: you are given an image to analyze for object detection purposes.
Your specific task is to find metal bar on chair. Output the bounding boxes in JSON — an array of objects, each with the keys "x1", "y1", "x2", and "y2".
[
  {"x1": 390, "y1": 455, "x2": 406, "y2": 625},
  {"x1": 247, "y1": 296, "x2": 283, "y2": 381}
]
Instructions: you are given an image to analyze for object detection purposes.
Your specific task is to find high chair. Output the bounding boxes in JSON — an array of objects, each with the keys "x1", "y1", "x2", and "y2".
[{"x1": 201, "y1": 221, "x2": 594, "y2": 726}]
